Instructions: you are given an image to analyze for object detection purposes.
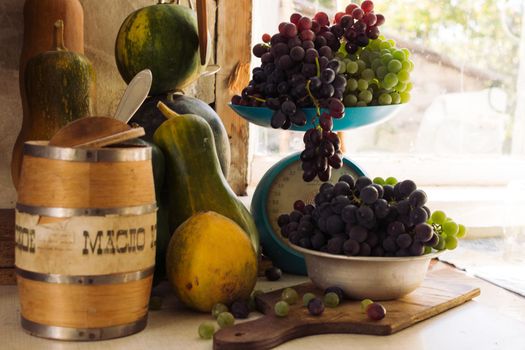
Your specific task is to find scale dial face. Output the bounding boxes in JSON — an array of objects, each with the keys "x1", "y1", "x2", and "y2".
[{"x1": 265, "y1": 159, "x2": 363, "y2": 243}]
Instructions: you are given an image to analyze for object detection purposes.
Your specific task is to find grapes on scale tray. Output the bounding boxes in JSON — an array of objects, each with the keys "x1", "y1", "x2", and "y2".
[
  {"x1": 231, "y1": 0, "x2": 411, "y2": 182},
  {"x1": 278, "y1": 175, "x2": 467, "y2": 257}
]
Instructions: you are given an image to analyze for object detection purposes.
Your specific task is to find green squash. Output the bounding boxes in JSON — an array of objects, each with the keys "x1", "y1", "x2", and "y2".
[
  {"x1": 25, "y1": 19, "x2": 95, "y2": 141},
  {"x1": 148, "y1": 141, "x2": 171, "y2": 284},
  {"x1": 115, "y1": 0, "x2": 210, "y2": 95},
  {"x1": 129, "y1": 93, "x2": 231, "y2": 179},
  {"x1": 153, "y1": 102, "x2": 260, "y2": 255}
]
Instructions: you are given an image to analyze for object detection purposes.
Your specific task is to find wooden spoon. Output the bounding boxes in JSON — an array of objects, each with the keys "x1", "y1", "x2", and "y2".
[
  {"x1": 196, "y1": 0, "x2": 207, "y2": 65},
  {"x1": 48, "y1": 116, "x2": 144, "y2": 148}
]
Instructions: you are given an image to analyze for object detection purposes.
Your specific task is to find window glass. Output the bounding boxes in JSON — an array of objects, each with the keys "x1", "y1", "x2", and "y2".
[{"x1": 249, "y1": 0, "x2": 525, "y2": 186}]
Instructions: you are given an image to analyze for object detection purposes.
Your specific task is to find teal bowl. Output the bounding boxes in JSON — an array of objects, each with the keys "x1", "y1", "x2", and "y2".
[{"x1": 229, "y1": 103, "x2": 404, "y2": 131}]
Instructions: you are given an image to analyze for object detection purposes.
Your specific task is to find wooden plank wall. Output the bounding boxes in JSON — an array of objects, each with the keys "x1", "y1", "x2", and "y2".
[
  {"x1": 216, "y1": 0, "x2": 252, "y2": 195},
  {"x1": 0, "y1": 209, "x2": 15, "y2": 285},
  {"x1": 0, "y1": 0, "x2": 253, "y2": 285}
]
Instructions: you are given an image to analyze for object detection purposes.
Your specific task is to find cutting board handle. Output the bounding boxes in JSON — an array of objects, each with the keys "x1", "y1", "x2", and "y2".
[{"x1": 213, "y1": 316, "x2": 300, "y2": 350}]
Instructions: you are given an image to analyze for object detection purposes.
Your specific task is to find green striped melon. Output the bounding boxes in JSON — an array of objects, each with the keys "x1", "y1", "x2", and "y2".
[{"x1": 115, "y1": 2, "x2": 209, "y2": 95}]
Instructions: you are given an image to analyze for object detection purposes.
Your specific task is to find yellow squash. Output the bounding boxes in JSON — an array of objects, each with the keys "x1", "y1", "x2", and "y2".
[{"x1": 166, "y1": 212, "x2": 258, "y2": 312}]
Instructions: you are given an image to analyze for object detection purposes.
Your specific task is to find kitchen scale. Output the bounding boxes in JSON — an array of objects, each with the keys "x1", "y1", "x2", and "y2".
[{"x1": 230, "y1": 104, "x2": 403, "y2": 275}]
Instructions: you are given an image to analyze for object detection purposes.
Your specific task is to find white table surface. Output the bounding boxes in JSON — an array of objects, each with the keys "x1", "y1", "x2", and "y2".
[{"x1": 1, "y1": 262, "x2": 525, "y2": 350}]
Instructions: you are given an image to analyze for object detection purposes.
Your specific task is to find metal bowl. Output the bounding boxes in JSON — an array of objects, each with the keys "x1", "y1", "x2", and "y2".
[
  {"x1": 228, "y1": 103, "x2": 404, "y2": 131},
  {"x1": 290, "y1": 244, "x2": 441, "y2": 300}
]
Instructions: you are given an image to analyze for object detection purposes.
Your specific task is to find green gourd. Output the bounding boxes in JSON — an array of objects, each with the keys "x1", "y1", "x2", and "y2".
[
  {"x1": 152, "y1": 102, "x2": 260, "y2": 255},
  {"x1": 24, "y1": 20, "x2": 95, "y2": 141}
]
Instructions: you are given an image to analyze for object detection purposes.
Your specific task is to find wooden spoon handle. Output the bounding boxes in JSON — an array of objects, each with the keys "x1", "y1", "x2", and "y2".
[
  {"x1": 74, "y1": 127, "x2": 145, "y2": 148},
  {"x1": 196, "y1": 0, "x2": 207, "y2": 65}
]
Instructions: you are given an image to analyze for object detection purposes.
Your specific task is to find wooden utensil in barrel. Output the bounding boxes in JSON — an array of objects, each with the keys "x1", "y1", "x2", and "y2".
[{"x1": 196, "y1": 0, "x2": 207, "y2": 65}]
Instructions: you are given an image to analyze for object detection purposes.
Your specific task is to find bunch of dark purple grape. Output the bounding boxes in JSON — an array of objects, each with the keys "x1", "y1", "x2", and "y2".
[
  {"x1": 277, "y1": 175, "x2": 442, "y2": 257},
  {"x1": 301, "y1": 127, "x2": 342, "y2": 181},
  {"x1": 231, "y1": 3, "x2": 384, "y2": 181},
  {"x1": 331, "y1": 1, "x2": 385, "y2": 54}
]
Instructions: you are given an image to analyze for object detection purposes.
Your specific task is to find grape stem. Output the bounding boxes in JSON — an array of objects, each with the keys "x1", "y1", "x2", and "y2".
[
  {"x1": 315, "y1": 57, "x2": 321, "y2": 77},
  {"x1": 305, "y1": 80, "x2": 321, "y2": 125},
  {"x1": 248, "y1": 95, "x2": 267, "y2": 103}
]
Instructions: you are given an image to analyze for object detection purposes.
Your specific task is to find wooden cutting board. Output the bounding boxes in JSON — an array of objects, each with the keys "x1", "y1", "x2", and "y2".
[{"x1": 213, "y1": 267, "x2": 480, "y2": 350}]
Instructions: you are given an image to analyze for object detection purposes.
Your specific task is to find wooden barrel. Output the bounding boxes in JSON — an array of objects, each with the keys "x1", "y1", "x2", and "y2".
[{"x1": 15, "y1": 141, "x2": 157, "y2": 341}]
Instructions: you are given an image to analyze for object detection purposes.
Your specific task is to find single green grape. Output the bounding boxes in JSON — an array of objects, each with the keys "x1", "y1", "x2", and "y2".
[
  {"x1": 360, "y1": 49, "x2": 371, "y2": 62},
  {"x1": 378, "y1": 93, "x2": 392, "y2": 105},
  {"x1": 387, "y1": 59, "x2": 402, "y2": 73},
  {"x1": 346, "y1": 78, "x2": 358, "y2": 92},
  {"x1": 400, "y1": 91, "x2": 411, "y2": 103},
  {"x1": 252, "y1": 289, "x2": 264, "y2": 298},
  {"x1": 358, "y1": 90, "x2": 373, "y2": 104},
  {"x1": 424, "y1": 246, "x2": 432, "y2": 254},
  {"x1": 211, "y1": 303, "x2": 228, "y2": 318},
  {"x1": 274, "y1": 301, "x2": 290, "y2": 317},
  {"x1": 249, "y1": 290, "x2": 263, "y2": 311},
  {"x1": 445, "y1": 236, "x2": 458, "y2": 250},
  {"x1": 383, "y1": 73, "x2": 399, "y2": 89},
  {"x1": 387, "y1": 39, "x2": 396, "y2": 47},
  {"x1": 337, "y1": 61, "x2": 346, "y2": 74},
  {"x1": 357, "y1": 60, "x2": 366, "y2": 72},
  {"x1": 360, "y1": 298, "x2": 374, "y2": 313},
  {"x1": 376, "y1": 66, "x2": 388, "y2": 80},
  {"x1": 248, "y1": 297, "x2": 256, "y2": 312},
  {"x1": 281, "y1": 287, "x2": 299, "y2": 305},
  {"x1": 405, "y1": 82, "x2": 413, "y2": 92},
  {"x1": 357, "y1": 79, "x2": 369, "y2": 91},
  {"x1": 381, "y1": 53, "x2": 393, "y2": 65},
  {"x1": 356, "y1": 101, "x2": 368, "y2": 107},
  {"x1": 323, "y1": 292, "x2": 340, "y2": 308},
  {"x1": 380, "y1": 41, "x2": 392, "y2": 50},
  {"x1": 373, "y1": 177, "x2": 385, "y2": 185},
  {"x1": 390, "y1": 92, "x2": 401, "y2": 104},
  {"x1": 443, "y1": 221, "x2": 459, "y2": 236},
  {"x1": 362, "y1": 68, "x2": 375, "y2": 81},
  {"x1": 408, "y1": 60, "x2": 415, "y2": 71},
  {"x1": 401, "y1": 60, "x2": 411, "y2": 71},
  {"x1": 369, "y1": 39, "x2": 382, "y2": 50},
  {"x1": 344, "y1": 94, "x2": 358, "y2": 107},
  {"x1": 393, "y1": 49, "x2": 406, "y2": 61},
  {"x1": 346, "y1": 61, "x2": 358, "y2": 74},
  {"x1": 402, "y1": 48, "x2": 411, "y2": 58},
  {"x1": 385, "y1": 176, "x2": 398, "y2": 185},
  {"x1": 457, "y1": 224, "x2": 467, "y2": 238},
  {"x1": 431, "y1": 211, "x2": 447, "y2": 225},
  {"x1": 198, "y1": 322, "x2": 215, "y2": 340},
  {"x1": 149, "y1": 296, "x2": 163, "y2": 311},
  {"x1": 397, "y1": 69, "x2": 410, "y2": 83},
  {"x1": 435, "y1": 235, "x2": 446, "y2": 250},
  {"x1": 303, "y1": 292, "x2": 316, "y2": 306},
  {"x1": 216, "y1": 312, "x2": 235, "y2": 328},
  {"x1": 371, "y1": 58, "x2": 383, "y2": 71},
  {"x1": 395, "y1": 81, "x2": 407, "y2": 92}
]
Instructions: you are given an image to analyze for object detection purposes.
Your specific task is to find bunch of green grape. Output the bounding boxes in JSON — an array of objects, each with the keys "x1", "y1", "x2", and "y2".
[
  {"x1": 334, "y1": 36, "x2": 413, "y2": 107},
  {"x1": 428, "y1": 210, "x2": 467, "y2": 251}
]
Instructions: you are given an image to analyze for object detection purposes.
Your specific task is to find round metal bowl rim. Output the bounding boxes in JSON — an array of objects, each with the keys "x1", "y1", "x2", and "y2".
[
  {"x1": 229, "y1": 104, "x2": 407, "y2": 111},
  {"x1": 289, "y1": 243, "x2": 442, "y2": 262}
]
